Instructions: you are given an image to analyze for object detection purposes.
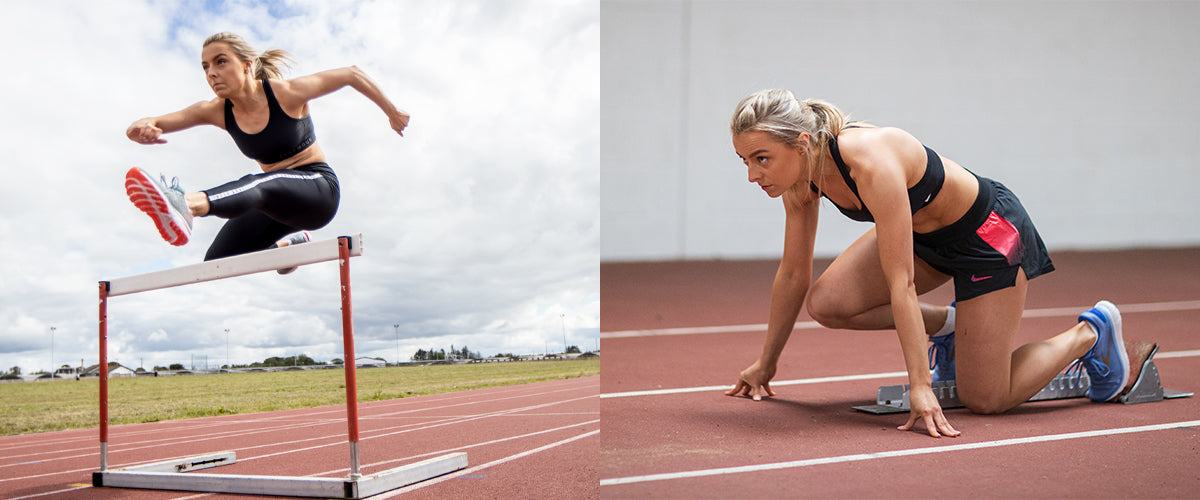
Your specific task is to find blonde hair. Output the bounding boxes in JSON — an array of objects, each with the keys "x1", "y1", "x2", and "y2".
[
  {"x1": 203, "y1": 32, "x2": 293, "y2": 80},
  {"x1": 730, "y1": 89, "x2": 849, "y2": 195}
]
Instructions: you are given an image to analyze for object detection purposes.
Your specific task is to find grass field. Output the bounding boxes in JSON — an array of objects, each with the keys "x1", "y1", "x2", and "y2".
[{"x1": 0, "y1": 358, "x2": 598, "y2": 436}]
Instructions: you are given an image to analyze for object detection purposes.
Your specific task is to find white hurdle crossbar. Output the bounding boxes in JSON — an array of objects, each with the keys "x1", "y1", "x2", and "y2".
[
  {"x1": 105, "y1": 234, "x2": 363, "y2": 297},
  {"x1": 94, "y1": 234, "x2": 468, "y2": 498}
]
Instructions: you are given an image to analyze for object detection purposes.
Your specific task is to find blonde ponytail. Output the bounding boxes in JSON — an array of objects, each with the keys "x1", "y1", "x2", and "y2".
[
  {"x1": 800, "y1": 98, "x2": 848, "y2": 150},
  {"x1": 252, "y1": 48, "x2": 293, "y2": 80}
]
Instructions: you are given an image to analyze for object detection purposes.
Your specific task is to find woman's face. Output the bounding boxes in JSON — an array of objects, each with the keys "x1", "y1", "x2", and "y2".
[
  {"x1": 733, "y1": 131, "x2": 807, "y2": 198},
  {"x1": 201, "y1": 42, "x2": 251, "y2": 98}
]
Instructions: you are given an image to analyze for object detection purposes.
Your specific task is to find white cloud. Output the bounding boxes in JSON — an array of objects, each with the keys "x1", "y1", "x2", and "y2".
[{"x1": 0, "y1": 0, "x2": 598, "y2": 373}]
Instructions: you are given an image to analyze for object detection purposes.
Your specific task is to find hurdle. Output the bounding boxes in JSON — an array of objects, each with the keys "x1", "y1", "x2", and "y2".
[
  {"x1": 853, "y1": 344, "x2": 1193, "y2": 414},
  {"x1": 93, "y1": 234, "x2": 467, "y2": 498}
]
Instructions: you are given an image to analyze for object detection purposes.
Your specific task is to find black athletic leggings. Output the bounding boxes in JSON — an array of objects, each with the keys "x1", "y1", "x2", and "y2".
[{"x1": 201, "y1": 162, "x2": 340, "y2": 261}]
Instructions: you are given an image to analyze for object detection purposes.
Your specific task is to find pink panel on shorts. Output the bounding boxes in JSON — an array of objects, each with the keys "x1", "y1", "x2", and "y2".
[{"x1": 976, "y1": 211, "x2": 1021, "y2": 266}]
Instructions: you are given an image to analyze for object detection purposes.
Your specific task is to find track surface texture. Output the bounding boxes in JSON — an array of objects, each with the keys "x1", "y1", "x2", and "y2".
[
  {"x1": 600, "y1": 249, "x2": 1200, "y2": 499},
  {"x1": 1, "y1": 376, "x2": 598, "y2": 499}
]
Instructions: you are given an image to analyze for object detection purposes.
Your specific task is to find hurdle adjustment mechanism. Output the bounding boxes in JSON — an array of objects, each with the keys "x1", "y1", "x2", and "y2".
[{"x1": 853, "y1": 345, "x2": 1192, "y2": 414}]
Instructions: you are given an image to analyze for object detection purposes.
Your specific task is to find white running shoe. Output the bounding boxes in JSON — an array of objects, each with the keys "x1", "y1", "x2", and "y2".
[
  {"x1": 126, "y1": 167, "x2": 192, "y2": 246},
  {"x1": 275, "y1": 231, "x2": 312, "y2": 275}
]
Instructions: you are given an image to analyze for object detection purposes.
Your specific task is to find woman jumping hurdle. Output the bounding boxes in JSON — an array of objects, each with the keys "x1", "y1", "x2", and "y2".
[
  {"x1": 125, "y1": 32, "x2": 408, "y2": 263},
  {"x1": 723, "y1": 89, "x2": 1153, "y2": 437}
]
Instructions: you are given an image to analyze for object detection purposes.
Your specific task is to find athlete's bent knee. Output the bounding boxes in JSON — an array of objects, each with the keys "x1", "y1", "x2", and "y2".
[
  {"x1": 959, "y1": 391, "x2": 1012, "y2": 415},
  {"x1": 806, "y1": 281, "x2": 853, "y2": 329}
]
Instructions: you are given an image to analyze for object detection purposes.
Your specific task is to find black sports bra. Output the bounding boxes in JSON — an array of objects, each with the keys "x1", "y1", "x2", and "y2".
[
  {"x1": 225, "y1": 79, "x2": 316, "y2": 164},
  {"x1": 810, "y1": 128, "x2": 945, "y2": 223}
]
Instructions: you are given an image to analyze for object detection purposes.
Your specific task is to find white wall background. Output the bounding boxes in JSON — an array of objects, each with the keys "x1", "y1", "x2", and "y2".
[{"x1": 601, "y1": 0, "x2": 1200, "y2": 261}]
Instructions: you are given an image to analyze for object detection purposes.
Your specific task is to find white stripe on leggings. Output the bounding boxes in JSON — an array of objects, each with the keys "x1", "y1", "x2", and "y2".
[{"x1": 207, "y1": 171, "x2": 323, "y2": 202}]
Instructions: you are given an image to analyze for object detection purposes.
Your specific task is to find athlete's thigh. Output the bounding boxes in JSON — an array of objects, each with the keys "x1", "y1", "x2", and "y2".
[
  {"x1": 953, "y1": 269, "x2": 1028, "y2": 401},
  {"x1": 811, "y1": 228, "x2": 951, "y2": 313},
  {"x1": 256, "y1": 175, "x2": 338, "y2": 228},
  {"x1": 205, "y1": 210, "x2": 295, "y2": 261}
]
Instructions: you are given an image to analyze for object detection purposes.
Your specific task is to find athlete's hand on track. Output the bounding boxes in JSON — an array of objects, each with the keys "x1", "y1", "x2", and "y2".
[
  {"x1": 389, "y1": 109, "x2": 410, "y2": 137},
  {"x1": 898, "y1": 384, "x2": 961, "y2": 438},
  {"x1": 127, "y1": 121, "x2": 167, "y2": 145},
  {"x1": 725, "y1": 359, "x2": 777, "y2": 401}
]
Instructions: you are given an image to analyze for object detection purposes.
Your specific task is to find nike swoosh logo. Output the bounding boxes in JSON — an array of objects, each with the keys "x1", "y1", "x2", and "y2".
[
  {"x1": 970, "y1": 275, "x2": 993, "y2": 282},
  {"x1": 924, "y1": 193, "x2": 932, "y2": 203}
]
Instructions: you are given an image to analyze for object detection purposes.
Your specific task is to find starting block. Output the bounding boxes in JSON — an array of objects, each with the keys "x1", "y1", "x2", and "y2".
[{"x1": 853, "y1": 344, "x2": 1192, "y2": 414}]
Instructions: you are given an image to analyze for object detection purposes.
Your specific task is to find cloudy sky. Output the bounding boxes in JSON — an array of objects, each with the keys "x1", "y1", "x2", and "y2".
[{"x1": 0, "y1": 0, "x2": 598, "y2": 373}]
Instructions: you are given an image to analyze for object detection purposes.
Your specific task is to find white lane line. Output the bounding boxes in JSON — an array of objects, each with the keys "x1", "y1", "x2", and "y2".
[
  {"x1": 601, "y1": 322, "x2": 777, "y2": 338},
  {"x1": 601, "y1": 371, "x2": 908, "y2": 399},
  {"x1": 0, "y1": 382, "x2": 599, "y2": 484},
  {"x1": 332, "y1": 419, "x2": 600, "y2": 475},
  {"x1": 6, "y1": 485, "x2": 90, "y2": 500},
  {"x1": 601, "y1": 299, "x2": 1200, "y2": 339},
  {"x1": 377, "y1": 430, "x2": 601, "y2": 497},
  {"x1": 162, "y1": 420, "x2": 602, "y2": 499},
  {"x1": 230, "y1": 394, "x2": 598, "y2": 465},
  {"x1": 601, "y1": 349, "x2": 1200, "y2": 399},
  {"x1": 600, "y1": 419, "x2": 1200, "y2": 486},
  {"x1": 1156, "y1": 349, "x2": 1200, "y2": 359}
]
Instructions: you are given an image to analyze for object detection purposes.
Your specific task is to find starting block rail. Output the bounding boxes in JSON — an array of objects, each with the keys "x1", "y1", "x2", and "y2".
[
  {"x1": 94, "y1": 234, "x2": 468, "y2": 498},
  {"x1": 853, "y1": 344, "x2": 1192, "y2": 414}
]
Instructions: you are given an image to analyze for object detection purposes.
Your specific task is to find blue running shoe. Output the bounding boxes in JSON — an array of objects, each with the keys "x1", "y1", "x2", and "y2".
[
  {"x1": 1076, "y1": 300, "x2": 1129, "y2": 402},
  {"x1": 928, "y1": 303, "x2": 956, "y2": 383},
  {"x1": 928, "y1": 333, "x2": 955, "y2": 383}
]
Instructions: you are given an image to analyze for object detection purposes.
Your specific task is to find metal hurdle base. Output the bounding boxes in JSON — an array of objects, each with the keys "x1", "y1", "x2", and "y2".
[
  {"x1": 853, "y1": 344, "x2": 1192, "y2": 414},
  {"x1": 92, "y1": 452, "x2": 468, "y2": 498}
]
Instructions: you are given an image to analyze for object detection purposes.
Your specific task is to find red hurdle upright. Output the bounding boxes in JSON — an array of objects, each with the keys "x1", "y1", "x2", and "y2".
[{"x1": 338, "y1": 236, "x2": 362, "y2": 478}]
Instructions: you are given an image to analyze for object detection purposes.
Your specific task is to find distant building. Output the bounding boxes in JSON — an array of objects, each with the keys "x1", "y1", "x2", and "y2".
[
  {"x1": 80, "y1": 362, "x2": 137, "y2": 378},
  {"x1": 355, "y1": 357, "x2": 387, "y2": 368}
]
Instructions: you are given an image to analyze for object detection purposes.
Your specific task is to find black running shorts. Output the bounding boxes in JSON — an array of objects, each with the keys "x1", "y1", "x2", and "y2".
[{"x1": 914, "y1": 176, "x2": 1054, "y2": 302}]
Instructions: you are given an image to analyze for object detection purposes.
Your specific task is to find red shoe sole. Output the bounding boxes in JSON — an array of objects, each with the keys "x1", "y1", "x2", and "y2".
[{"x1": 126, "y1": 168, "x2": 190, "y2": 246}]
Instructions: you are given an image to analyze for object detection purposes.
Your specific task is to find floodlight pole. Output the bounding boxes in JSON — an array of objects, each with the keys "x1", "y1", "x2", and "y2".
[{"x1": 50, "y1": 326, "x2": 56, "y2": 380}]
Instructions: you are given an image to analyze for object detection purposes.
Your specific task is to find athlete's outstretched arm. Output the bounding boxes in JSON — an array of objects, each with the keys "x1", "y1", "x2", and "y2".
[
  {"x1": 281, "y1": 66, "x2": 410, "y2": 136},
  {"x1": 126, "y1": 100, "x2": 222, "y2": 145},
  {"x1": 726, "y1": 191, "x2": 819, "y2": 401}
]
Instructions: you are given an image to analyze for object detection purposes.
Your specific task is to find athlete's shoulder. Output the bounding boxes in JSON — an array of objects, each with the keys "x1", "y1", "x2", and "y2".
[
  {"x1": 837, "y1": 125, "x2": 923, "y2": 166},
  {"x1": 264, "y1": 77, "x2": 314, "y2": 111},
  {"x1": 193, "y1": 98, "x2": 225, "y2": 123},
  {"x1": 839, "y1": 125, "x2": 917, "y2": 149},
  {"x1": 165, "y1": 98, "x2": 224, "y2": 128}
]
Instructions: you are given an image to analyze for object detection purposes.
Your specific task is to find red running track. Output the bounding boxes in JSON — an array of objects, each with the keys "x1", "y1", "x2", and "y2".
[
  {"x1": 600, "y1": 249, "x2": 1200, "y2": 499},
  {"x1": 0, "y1": 376, "x2": 598, "y2": 499}
]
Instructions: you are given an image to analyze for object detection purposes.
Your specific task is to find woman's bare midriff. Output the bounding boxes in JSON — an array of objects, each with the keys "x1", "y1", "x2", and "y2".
[{"x1": 259, "y1": 142, "x2": 326, "y2": 172}]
